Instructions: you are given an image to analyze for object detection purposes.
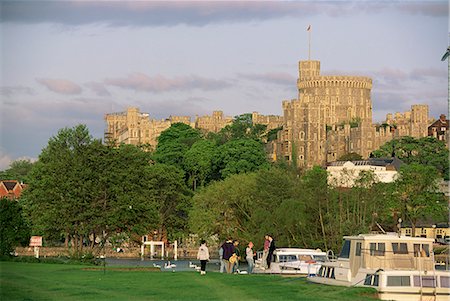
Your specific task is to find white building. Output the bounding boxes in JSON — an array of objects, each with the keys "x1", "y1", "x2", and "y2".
[{"x1": 327, "y1": 158, "x2": 403, "y2": 187}]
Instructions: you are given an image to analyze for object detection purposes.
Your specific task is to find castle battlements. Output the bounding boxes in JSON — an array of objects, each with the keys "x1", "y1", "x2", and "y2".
[{"x1": 297, "y1": 76, "x2": 372, "y2": 89}]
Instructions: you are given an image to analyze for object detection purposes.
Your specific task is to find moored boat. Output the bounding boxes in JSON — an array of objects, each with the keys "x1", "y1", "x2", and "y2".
[
  {"x1": 254, "y1": 248, "x2": 328, "y2": 275},
  {"x1": 308, "y1": 233, "x2": 450, "y2": 301}
]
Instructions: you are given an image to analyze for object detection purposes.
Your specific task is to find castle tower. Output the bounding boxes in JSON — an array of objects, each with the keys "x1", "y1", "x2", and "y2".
[{"x1": 279, "y1": 60, "x2": 373, "y2": 168}]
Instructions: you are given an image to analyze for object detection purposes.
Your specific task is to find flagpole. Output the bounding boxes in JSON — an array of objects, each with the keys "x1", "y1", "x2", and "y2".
[
  {"x1": 308, "y1": 27, "x2": 311, "y2": 61},
  {"x1": 307, "y1": 25, "x2": 311, "y2": 61}
]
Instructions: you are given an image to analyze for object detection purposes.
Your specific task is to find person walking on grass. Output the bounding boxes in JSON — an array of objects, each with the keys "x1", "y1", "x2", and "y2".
[
  {"x1": 197, "y1": 240, "x2": 210, "y2": 275},
  {"x1": 246, "y1": 241, "x2": 255, "y2": 274}
]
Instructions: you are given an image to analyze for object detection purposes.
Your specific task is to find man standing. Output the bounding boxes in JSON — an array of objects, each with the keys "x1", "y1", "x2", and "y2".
[
  {"x1": 267, "y1": 235, "x2": 276, "y2": 269},
  {"x1": 221, "y1": 238, "x2": 235, "y2": 273}
]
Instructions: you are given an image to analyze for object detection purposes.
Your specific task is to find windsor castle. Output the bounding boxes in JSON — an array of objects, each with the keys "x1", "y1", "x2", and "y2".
[{"x1": 105, "y1": 59, "x2": 431, "y2": 168}]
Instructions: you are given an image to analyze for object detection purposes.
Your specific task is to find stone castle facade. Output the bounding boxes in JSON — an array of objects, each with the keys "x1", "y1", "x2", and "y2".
[
  {"x1": 104, "y1": 108, "x2": 233, "y2": 149},
  {"x1": 273, "y1": 60, "x2": 430, "y2": 168},
  {"x1": 105, "y1": 59, "x2": 432, "y2": 168}
]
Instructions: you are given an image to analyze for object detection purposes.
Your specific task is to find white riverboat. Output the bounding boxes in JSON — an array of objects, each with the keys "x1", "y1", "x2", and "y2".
[
  {"x1": 254, "y1": 248, "x2": 328, "y2": 275},
  {"x1": 308, "y1": 233, "x2": 450, "y2": 301}
]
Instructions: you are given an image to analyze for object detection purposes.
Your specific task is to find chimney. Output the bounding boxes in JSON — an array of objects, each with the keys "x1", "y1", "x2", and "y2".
[{"x1": 440, "y1": 114, "x2": 446, "y2": 121}]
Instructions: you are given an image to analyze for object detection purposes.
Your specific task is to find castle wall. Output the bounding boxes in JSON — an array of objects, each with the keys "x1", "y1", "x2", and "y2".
[{"x1": 276, "y1": 60, "x2": 430, "y2": 168}]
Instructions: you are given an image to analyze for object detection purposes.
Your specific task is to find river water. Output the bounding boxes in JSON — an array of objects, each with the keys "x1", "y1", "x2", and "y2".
[{"x1": 105, "y1": 258, "x2": 237, "y2": 272}]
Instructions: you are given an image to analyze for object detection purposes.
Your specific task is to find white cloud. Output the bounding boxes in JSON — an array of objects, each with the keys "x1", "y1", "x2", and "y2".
[
  {"x1": 104, "y1": 72, "x2": 231, "y2": 93},
  {"x1": 36, "y1": 78, "x2": 83, "y2": 95}
]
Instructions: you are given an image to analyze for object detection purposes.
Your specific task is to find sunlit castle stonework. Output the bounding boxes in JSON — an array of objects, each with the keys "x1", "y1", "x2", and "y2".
[
  {"x1": 104, "y1": 108, "x2": 233, "y2": 149},
  {"x1": 105, "y1": 59, "x2": 431, "y2": 168},
  {"x1": 271, "y1": 60, "x2": 430, "y2": 168}
]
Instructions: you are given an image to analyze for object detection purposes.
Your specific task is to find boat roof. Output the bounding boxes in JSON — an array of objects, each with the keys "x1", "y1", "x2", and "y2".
[
  {"x1": 342, "y1": 233, "x2": 434, "y2": 243},
  {"x1": 274, "y1": 248, "x2": 326, "y2": 255}
]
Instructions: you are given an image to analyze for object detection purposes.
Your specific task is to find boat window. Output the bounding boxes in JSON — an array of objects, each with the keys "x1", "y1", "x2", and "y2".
[
  {"x1": 318, "y1": 266, "x2": 325, "y2": 277},
  {"x1": 326, "y1": 267, "x2": 333, "y2": 278},
  {"x1": 339, "y1": 240, "x2": 351, "y2": 258},
  {"x1": 413, "y1": 276, "x2": 436, "y2": 288},
  {"x1": 413, "y1": 244, "x2": 430, "y2": 257},
  {"x1": 279, "y1": 255, "x2": 297, "y2": 262},
  {"x1": 355, "y1": 242, "x2": 361, "y2": 256},
  {"x1": 364, "y1": 274, "x2": 379, "y2": 286},
  {"x1": 387, "y1": 276, "x2": 411, "y2": 287},
  {"x1": 369, "y1": 243, "x2": 385, "y2": 256},
  {"x1": 392, "y1": 243, "x2": 408, "y2": 254},
  {"x1": 313, "y1": 255, "x2": 328, "y2": 262},
  {"x1": 440, "y1": 276, "x2": 450, "y2": 288},
  {"x1": 299, "y1": 255, "x2": 312, "y2": 261}
]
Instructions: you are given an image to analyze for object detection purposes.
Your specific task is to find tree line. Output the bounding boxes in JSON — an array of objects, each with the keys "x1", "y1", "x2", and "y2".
[{"x1": 1, "y1": 116, "x2": 448, "y2": 256}]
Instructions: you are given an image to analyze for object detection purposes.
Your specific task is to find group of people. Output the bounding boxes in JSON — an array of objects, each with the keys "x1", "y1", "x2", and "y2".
[{"x1": 196, "y1": 234, "x2": 276, "y2": 275}]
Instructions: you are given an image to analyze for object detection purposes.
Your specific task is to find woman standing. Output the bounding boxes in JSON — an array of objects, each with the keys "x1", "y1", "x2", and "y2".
[
  {"x1": 246, "y1": 241, "x2": 255, "y2": 274},
  {"x1": 197, "y1": 240, "x2": 210, "y2": 275}
]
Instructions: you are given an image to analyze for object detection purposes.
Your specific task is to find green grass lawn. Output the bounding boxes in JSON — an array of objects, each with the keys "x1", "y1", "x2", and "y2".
[{"x1": 0, "y1": 261, "x2": 377, "y2": 300}]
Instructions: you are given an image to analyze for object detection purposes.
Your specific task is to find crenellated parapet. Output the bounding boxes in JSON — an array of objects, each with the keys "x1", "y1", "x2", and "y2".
[{"x1": 297, "y1": 76, "x2": 372, "y2": 90}]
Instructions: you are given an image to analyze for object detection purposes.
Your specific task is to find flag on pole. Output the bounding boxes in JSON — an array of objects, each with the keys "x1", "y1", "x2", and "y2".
[{"x1": 307, "y1": 25, "x2": 311, "y2": 31}]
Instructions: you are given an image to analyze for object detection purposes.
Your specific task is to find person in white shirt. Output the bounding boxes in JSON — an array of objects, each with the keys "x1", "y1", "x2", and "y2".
[
  {"x1": 246, "y1": 241, "x2": 255, "y2": 274},
  {"x1": 197, "y1": 240, "x2": 210, "y2": 275}
]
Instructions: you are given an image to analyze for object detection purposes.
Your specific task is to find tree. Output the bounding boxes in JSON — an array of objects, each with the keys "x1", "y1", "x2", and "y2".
[
  {"x1": 392, "y1": 163, "x2": 447, "y2": 236},
  {"x1": 183, "y1": 140, "x2": 216, "y2": 190},
  {"x1": 210, "y1": 113, "x2": 268, "y2": 144},
  {"x1": 371, "y1": 136, "x2": 449, "y2": 180},
  {"x1": 153, "y1": 123, "x2": 202, "y2": 167},
  {"x1": 143, "y1": 164, "x2": 192, "y2": 241},
  {"x1": 213, "y1": 139, "x2": 269, "y2": 179},
  {"x1": 0, "y1": 199, "x2": 30, "y2": 255},
  {"x1": 22, "y1": 125, "x2": 159, "y2": 256},
  {"x1": 189, "y1": 173, "x2": 257, "y2": 241},
  {"x1": 0, "y1": 159, "x2": 34, "y2": 183}
]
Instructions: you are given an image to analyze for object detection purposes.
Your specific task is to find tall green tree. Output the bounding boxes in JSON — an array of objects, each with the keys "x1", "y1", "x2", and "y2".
[
  {"x1": 393, "y1": 163, "x2": 447, "y2": 236},
  {"x1": 143, "y1": 164, "x2": 192, "y2": 241},
  {"x1": 22, "y1": 125, "x2": 159, "y2": 255},
  {"x1": 183, "y1": 140, "x2": 216, "y2": 190},
  {"x1": 0, "y1": 199, "x2": 30, "y2": 255}
]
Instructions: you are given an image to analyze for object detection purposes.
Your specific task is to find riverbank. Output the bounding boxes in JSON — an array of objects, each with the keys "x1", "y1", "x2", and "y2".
[{"x1": 1, "y1": 261, "x2": 378, "y2": 301}]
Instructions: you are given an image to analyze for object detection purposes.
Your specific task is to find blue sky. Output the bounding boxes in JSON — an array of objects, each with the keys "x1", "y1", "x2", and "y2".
[{"x1": 0, "y1": 1, "x2": 448, "y2": 170}]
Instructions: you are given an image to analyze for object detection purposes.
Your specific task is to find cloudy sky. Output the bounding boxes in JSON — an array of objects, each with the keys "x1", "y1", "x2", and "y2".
[{"x1": 0, "y1": 0, "x2": 448, "y2": 170}]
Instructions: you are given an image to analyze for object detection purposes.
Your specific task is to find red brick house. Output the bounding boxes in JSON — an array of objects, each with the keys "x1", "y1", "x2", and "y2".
[
  {"x1": 0, "y1": 180, "x2": 27, "y2": 199},
  {"x1": 428, "y1": 114, "x2": 449, "y2": 143}
]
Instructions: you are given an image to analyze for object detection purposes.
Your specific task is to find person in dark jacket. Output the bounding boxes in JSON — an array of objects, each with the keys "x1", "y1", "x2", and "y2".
[
  {"x1": 267, "y1": 235, "x2": 276, "y2": 269},
  {"x1": 221, "y1": 239, "x2": 235, "y2": 273}
]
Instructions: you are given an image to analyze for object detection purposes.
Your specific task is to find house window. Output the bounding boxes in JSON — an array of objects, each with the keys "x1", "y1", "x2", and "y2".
[
  {"x1": 392, "y1": 243, "x2": 408, "y2": 254},
  {"x1": 370, "y1": 243, "x2": 385, "y2": 256},
  {"x1": 387, "y1": 276, "x2": 411, "y2": 287}
]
